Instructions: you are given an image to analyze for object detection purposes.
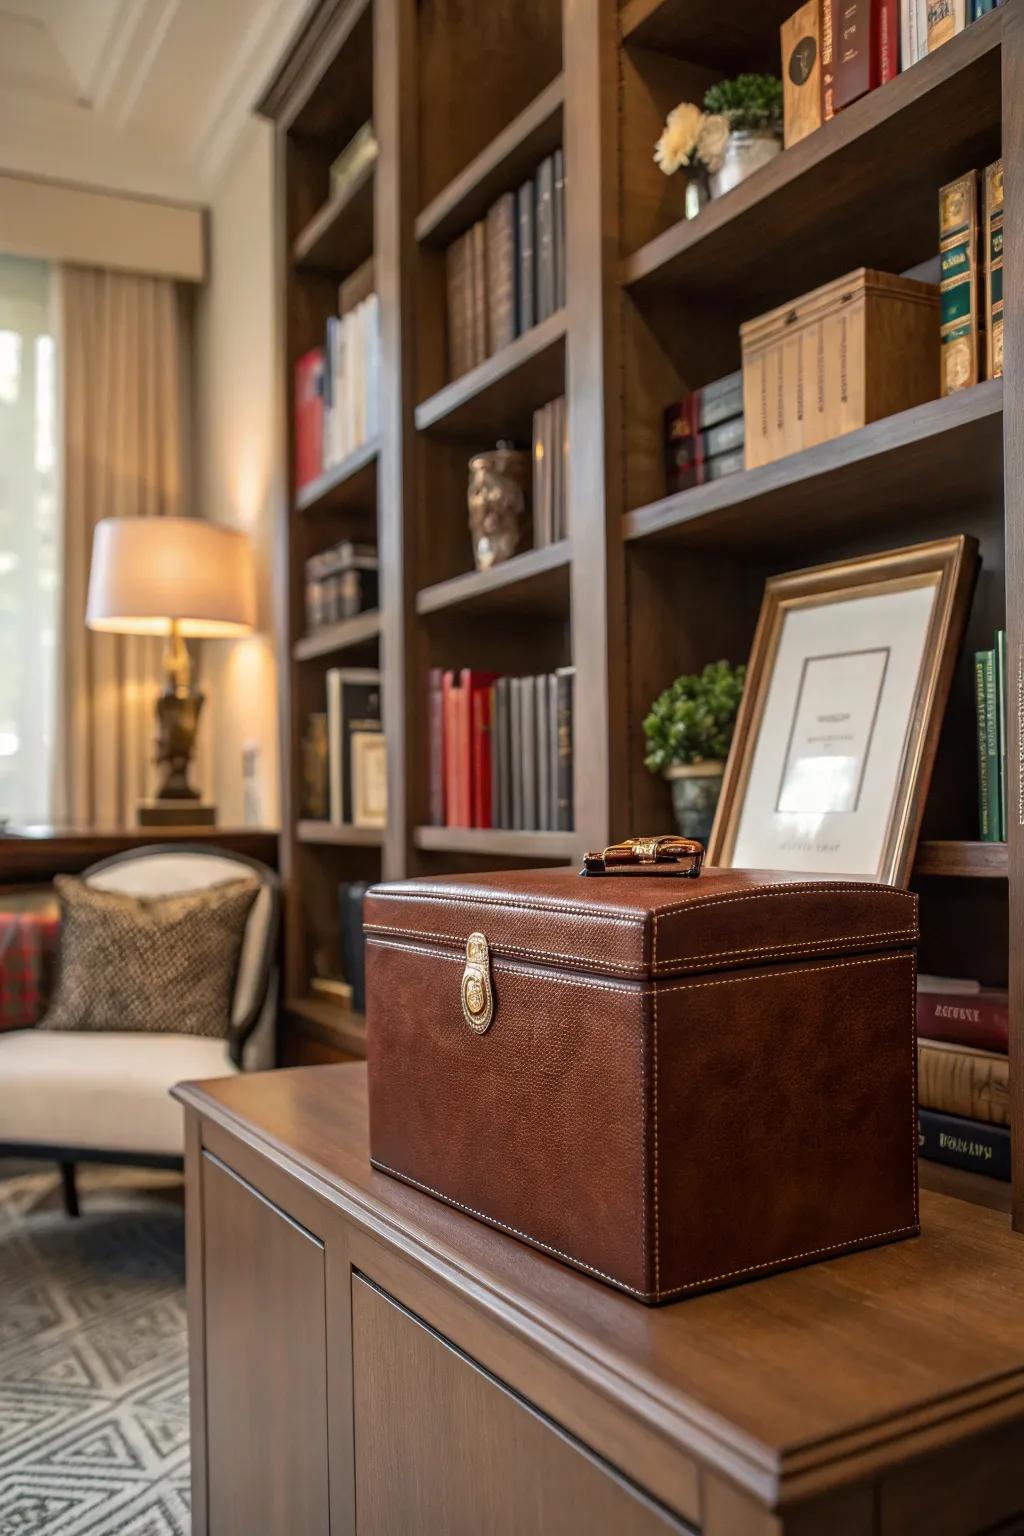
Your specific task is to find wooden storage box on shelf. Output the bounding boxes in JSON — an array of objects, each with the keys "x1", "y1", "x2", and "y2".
[{"x1": 741, "y1": 267, "x2": 940, "y2": 469}]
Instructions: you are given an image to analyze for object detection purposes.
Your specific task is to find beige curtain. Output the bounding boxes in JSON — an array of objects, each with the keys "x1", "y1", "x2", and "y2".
[{"x1": 54, "y1": 266, "x2": 186, "y2": 828}]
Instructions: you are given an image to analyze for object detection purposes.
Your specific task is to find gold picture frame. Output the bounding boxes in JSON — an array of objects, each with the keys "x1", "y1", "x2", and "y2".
[{"x1": 707, "y1": 535, "x2": 979, "y2": 886}]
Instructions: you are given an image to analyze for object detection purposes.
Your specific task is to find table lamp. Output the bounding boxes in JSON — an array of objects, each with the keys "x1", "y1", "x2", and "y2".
[{"x1": 86, "y1": 516, "x2": 256, "y2": 826}]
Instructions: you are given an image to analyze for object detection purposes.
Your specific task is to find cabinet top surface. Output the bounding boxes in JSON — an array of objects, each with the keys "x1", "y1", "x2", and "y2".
[{"x1": 177, "y1": 1064, "x2": 1024, "y2": 1492}]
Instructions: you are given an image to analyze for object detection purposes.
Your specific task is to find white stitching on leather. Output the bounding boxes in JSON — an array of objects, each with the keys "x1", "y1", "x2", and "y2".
[
  {"x1": 651, "y1": 1223, "x2": 919, "y2": 1299},
  {"x1": 369, "y1": 888, "x2": 646, "y2": 923},
  {"x1": 650, "y1": 882, "x2": 918, "y2": 921},
  {"x1": 652, "y1": 915, "x2": 660, "y2": 1296},
  {"x1": 653, "y1": 930, "x2": 918, "y2": 971}
]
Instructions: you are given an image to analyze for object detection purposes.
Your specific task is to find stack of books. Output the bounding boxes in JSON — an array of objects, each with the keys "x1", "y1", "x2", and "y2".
[
  {"x1": 780, "y1": 2, "x2": 1002, "y2": 149},
  {"x1": 917, "y1": 974, "x2": 1009, "y2": 1180},
  {"x1": 428, "y1": 667, "x2": 574, "y2": 832},
  {"x1": 445, "y1": 149, "x2": 566, "y2": 381},
  {"x1": 304, "y1": 541, "x2": 378, "y2": 634},
  {"x1": 294, "y1": 282, "x2": 380, "y2": 492},
  {"x1": 532, "y1": 396, "x2": 569, "y2": 545},
  {"x1": 664, "y1": 371, "x2": 745, "y2": 494},
  {"x1": 940, "y1": 160, "x2": 1004, "y2": 397},
  {"x1": 974, "y1": 630, "x2": 1007, "y2": 843}
]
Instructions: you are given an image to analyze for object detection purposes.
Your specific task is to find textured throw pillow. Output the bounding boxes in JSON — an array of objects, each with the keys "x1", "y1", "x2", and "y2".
[{"x1": 39, "y1": 874, "x2": 261, "y2": 1040}]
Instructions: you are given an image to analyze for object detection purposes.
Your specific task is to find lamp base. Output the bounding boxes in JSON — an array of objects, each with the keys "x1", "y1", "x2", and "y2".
[{"x1": 138, "y1": 801, "x2": 217, "y2": 828}]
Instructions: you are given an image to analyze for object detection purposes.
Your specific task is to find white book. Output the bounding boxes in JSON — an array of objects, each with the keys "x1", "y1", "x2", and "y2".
[
  {"x1": 326, "y1": 668, "x2": 343, "y2": 825},
  {"x1": 363, "y1": 293, "x2": 380, "y2": 441},
  {"x1": 345, "y1": 308, "x2": 359, "y2": 454}
]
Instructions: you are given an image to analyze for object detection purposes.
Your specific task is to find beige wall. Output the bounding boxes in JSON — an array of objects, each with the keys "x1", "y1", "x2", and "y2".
[{"x1": 194, "y1": 116, "x2": 281, "y2": 828}]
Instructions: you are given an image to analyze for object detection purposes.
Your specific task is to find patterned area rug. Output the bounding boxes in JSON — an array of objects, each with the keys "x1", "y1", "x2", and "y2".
[{"x1": 0, "y1": 1167, "x2": 190, "y2": 1536}]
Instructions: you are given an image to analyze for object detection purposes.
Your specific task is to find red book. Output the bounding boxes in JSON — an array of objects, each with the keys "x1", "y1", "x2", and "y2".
[
  {"x1": 916, "y1": 989, "x2": 1009, "y2": 1055},
  {"x1": 834, "y1": 0, "x2": 880, "y2": 111},
  {"x1": 294, "y1": 348, "x2": 324, "y2": 490},
  {"x1": 442, "y1": 672, "x2": 462, "y2": 828},
  {"x1": 427, "y1": 668, "x2": 445, "y2": 826},
  {"x1": 461, "y1": 670, "x2": 497, "y2": 828},
  {"x1": 878, "y1": 0, "x2": 898, "y2": 85}
]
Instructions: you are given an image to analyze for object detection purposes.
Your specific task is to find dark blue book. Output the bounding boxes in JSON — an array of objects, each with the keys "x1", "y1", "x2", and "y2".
[{"x1": 918, "y1": 1108, "x2": 1010, "y2": 1181}]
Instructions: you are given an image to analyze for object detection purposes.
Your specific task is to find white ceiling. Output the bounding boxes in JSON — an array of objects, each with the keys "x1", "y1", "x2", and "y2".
[{"x1": 0, "y1": 0, "x2": 309, "y2": 201}]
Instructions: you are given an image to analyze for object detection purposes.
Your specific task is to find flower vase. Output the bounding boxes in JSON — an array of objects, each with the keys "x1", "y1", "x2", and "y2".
[
  {"x1": 684, "y1": 165, "x2": 711, "y2": 221},
  {"x1": 708, "y1": 128, "x2": 782, "y2": 200},
  {"x1": 665, "y1": 761, "x2": 724, "y2": 844}
]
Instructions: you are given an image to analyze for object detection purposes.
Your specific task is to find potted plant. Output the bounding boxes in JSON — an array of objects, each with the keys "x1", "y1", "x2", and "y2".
[
  {"x1": 643, "y1": 660, "x2": 746, "y2": 843},
  {"x1": 654, "y1": 74, "x2": 783, "y2": 215}
]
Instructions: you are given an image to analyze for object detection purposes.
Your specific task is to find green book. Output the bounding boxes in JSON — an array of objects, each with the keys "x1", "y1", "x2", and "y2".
[
  {"x1": 975, "y1": 651, "x2": 995, "y2": 841},
  {"x1": 996, "y1": 628, "x2": 1007, "y2": 842}
]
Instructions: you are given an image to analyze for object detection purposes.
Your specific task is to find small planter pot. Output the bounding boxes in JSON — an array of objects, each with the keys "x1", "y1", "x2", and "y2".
[
  {"x1": 709, "y1": 128, "x2": 782, "y2": 201},
  {"x1": 683, "y1": 164, "x2": 711, "y2": 221},
  {"x1": 665, "y1": 761, "x2": 724, "y2": 844}
]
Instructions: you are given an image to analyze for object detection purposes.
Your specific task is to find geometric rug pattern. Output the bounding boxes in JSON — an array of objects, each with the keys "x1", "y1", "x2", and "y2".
[{"x1": 0, "y1": 1167, "x2": 190, "y2": 1535}]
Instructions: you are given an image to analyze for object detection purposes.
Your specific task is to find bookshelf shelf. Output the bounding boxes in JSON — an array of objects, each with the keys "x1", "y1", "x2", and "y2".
[
  {"x1": 292, "y1": 158, "x2": 375, "y2": 275},
  {"x1": 283, "y1": 995, "x2": 368, "y2": 1060},
  {"x1": 294, "y1": 437, "x2": 379, "y2": 515},
  {"x1": 293, "y1": 610, "x2": 381, "y2": 661},
  {"x1": 414, "y1": 826, "x2": 578, "y2": 860},
  {"x1": 914, "y1": 841, "x2": 1009, "y2": 880},
  {"x1": 919, "y1": 1156, "x2": 1012, "y2": 1214},
  {"x1": 621, "y1": 11, "x2": 1002, "y2": 308},
  {"x1": 415, "y1": 74, "x2": 565, "y2": 248},
  {"x1": 414, "y1": 308, "x2": 567, "y2": 439},
  {"x1": 619, "y1": 0, "x2": 793, "y2": 67},
  {"x1": 623, "y1": 383, "x2": 1004, "y2": 552},
  {"x1": 297, "y1": 820, "x2": 386, "y2": 848},
  {"x1": 416, "y1": 542, "x2": 571, "y2": 619}
]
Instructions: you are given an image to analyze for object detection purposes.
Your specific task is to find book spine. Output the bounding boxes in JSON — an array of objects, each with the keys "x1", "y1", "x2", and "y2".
[
  {"x1": 442, "y1": 672, "x2": 458, "y2": 828},
  {"x1": 517, "y1": 181, "x2": 535, "y2": 334},
  {"x1": 490, "y1": 683, "x2": 501, "y2": 830},
  {"x1": 705, "y1": 447, "x2": 746, "y2": 480},
  {"x1": 327, "y1": 669, "x2": 343, "y2": 824},
  {"x1": 521, "y1": 675, "x2": 537, "y2": 831},
  {"x1": 428, "y1": 667, "x2": 445, "y2": 826},
  {"x1": 553, "y1": 147, "x2": 566, "y2": 311},
  {"x1": 485, "y1": 194, "x2": 517, "y2": 355},
  {"x1": 471, "y1": 682, "x2": 493, "y2": 829},
  {"x1": 821, "y1": 0, "x2": 837, "y2": 119},
  {"x1": 510, "y1": 679, "x2": 524, "y2": 830},
  {"x1": 983, "y1": 647, "x2": 1001, "y2": 842},
  {"x1": 705, "y1": 415, "x2": 746, "y2": 456},
  {"x1": 535, "y1": 157, "x2": 555, "y2": 323},
  {"x1": 900, "y1": 0, "x2": 913, "y2": 66},
  {"x1": 939, "y1": 170, "x2": 981, "y2": 394},
  {"x1": 984, "y1": 159, "x2": 1005, "y2": 381},
  {"x1": 834, "y1": 0, "x2": 879, "y2": 109},
  {"x1": 547, "y1": 674, "x2": 559, "y2": 833},
  {"x1": 552, "y1": 396, "x2": 565, "y2": 543},
  {"x1": 996, "y1": 627, "x2": 1007, "y2": 841},
  {"x1": 535, "y1": 675, "x2": 550, "y2": 832},
  {"x1": 879, "y1": 0, "x2": 899, "y2": 80},
  {"x1": 975, "y1": 652, "x2": 993, "y2": 841},
  {"x1": 446, "y1": 233, "x2": 469, "y2": 381},
  {"x1": 698, "y1": 383, "x2": 744, "y2": 429},
  {"x1": 471, "y1": 220, "x2": 488, "y2": 366},
  {"x1": 926, "y1": 0, "x2": 966, "y2": 49},
  {"x1": 782, "y1": 1, "x2": 823, "y2": 148},
  {"x1": 917, "y1": 991, "x2": 1009, "y2": 1053},
  {"x1": 917, "y1": 1107, "x2": 1011, "y2": 1179},
  {"x1": 917, "y1": 1039, "x2": 1010, "y2": 1125},
  {"x1": 495, "y1": 678, "x2": 510, "y2": 830},
  {"x1": 556, "y1": 667, "x2": 574, "y2": 831},
  {"x1": 532, "y1": 407, "x2": 547, "y2": 546}
]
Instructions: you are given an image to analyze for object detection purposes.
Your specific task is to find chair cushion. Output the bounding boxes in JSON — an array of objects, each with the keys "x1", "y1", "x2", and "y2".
[
  {"x1": 39, "y1": 874, "x2": 260, "y2": 1040},
  {"x1": 0, "y1": 903, "x2": 60, "y2": 1029},
  {"x1": 0, "y1": 1030, "x2": 236, "y2": 1156}
]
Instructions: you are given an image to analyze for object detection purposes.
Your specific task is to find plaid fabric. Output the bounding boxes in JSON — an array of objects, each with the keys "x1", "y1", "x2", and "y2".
[{"x1": 0, "y1": 906, "x2": 61, "y2": 1029}]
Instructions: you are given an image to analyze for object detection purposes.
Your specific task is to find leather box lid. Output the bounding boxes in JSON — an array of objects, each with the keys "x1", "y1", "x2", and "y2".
[{"x1": 363, "y1": 866, "x2": 919, "y2": 981}]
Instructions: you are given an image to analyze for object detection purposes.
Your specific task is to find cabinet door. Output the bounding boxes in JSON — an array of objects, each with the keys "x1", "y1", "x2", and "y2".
[
  {"x1": 202, "y1": 1153, "x2": 330, "y2": 1536},
  {"x1": 351, "y1": 1275, "x2": 692, "y2": 1536}
]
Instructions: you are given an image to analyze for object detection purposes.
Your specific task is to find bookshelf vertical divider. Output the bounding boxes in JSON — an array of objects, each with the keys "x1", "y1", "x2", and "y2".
[{"x1": 261, "y1": 0, "x2": 1024, "y2": 1230}]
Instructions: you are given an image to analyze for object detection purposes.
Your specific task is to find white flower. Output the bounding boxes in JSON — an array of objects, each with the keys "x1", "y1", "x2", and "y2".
[
  {"x1": 696, "y1": 113, "x2": 731, "y2": 175},
  {"x1": 654, "y1": 102, "x2": 704, "y2": 176}
]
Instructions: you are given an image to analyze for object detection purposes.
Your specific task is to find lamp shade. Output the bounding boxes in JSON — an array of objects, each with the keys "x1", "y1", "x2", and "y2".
[{"x1": 86, "y1": 516, "x2": 256, "y2": 638}]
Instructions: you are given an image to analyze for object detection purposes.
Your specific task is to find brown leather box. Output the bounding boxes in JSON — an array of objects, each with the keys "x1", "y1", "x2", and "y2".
[{"x1": 364, "y1": 859, "x2": 920, "y2": 1304}]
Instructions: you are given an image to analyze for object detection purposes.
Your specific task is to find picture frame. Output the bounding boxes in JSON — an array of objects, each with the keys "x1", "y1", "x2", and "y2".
[
  {"x1": 351, "y1": 730, "x2": 388, "y2": 829},
  {"x1": 707, "y1": 535, "x2": 978, "y2": 885}
]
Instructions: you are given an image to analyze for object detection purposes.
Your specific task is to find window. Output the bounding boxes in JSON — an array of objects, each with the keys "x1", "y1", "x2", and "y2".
[{"x1": 0, "y1": 256, "x2": 58, "y2": 827}]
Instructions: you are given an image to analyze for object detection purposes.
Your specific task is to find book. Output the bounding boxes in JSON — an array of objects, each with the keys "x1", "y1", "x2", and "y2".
[
  {"x1": 983, "y1": 647, "x2": 1002, "y2": 841},
  {"x1": 536, "y1": 675, "x2": 550, "y2": 832},
  {"x1": 517, "y1": 180, "x2": 536, "y2": 335},
  {"x1": 556, "y1": 666, "x2": 575, "y2": 831},
  {"x1": 879, "y1": 0, "x2": 899, "y2": 80},
  {"x1": 996, "y1": 627, "x2": 1007, "y2": 841},
  {"x1": 917, "y1": 1107, "x2": 1010, "y2": 1180},
  {"x1": 974, "y1": 651, "x2": 995, "y2": 841},
  {"x1": 553, "y1": 148, "x2": 566, "y2": 311},
  {"x1": 442, "y1": 671, "x2": 461, "y2": 827},
  {"x1": 917, "y1": 985, "x2": 1009, "y2": 1053},
  {"x1": 834, "y1": 0, "x2": 879, "y2": 109},
  {"x1": 295, "y1": 348, "x2": 324, "y2": 490},
  {"x1": 428, "y1": 667, "x2": 445, "y2": 826},
  {"x1": 939, "y1": 170, "x2": 982, "y2": 394},
  {"x1": 464, "y1": 670, "x2": 497, "y2": 828},
  {"x1": 485, "y1": 194, "x2": 517, "y2": 355},
  {"x1": 326, "y1": 668, "x2": 381, "y2": 825},
  {"x1": 782, "y1": 2, "x2": 822, "y2": 148},
  {"x1": 533, "y1": 402, "x2": 551, "y2": 546},
  {"x1": 510, "y1": 678, "x2": 524, "y2": 830},
  {"x1": 521, "y1": 675, "x2": 537, "y2": 830},
  {"x1": 821, "y1": 0, "x2": 837, "y2": 119},
  {"x1": 665, "y1": 396, "x2": 746, "y2": 492},
  {"x1": 984, "y1": 159, "x2": 1004, "y2": 380},
  {"x1": 351, "y1": 731, "x2": 387, "y2": 828},
  {"x1": 496, "y1": 677, "x2": 511, "y2": 829},
  {"x1": 551, "y1": 397, "x2": 565, "y2": 543},
  {"x1": 926, "y1": 0, "x2": 966, "y2": 48},
  {"x1": 535, "y1": 156, "x2": 556, "y2": 323},
  {"x1": 328, "y1": 122, "x2": 378, "y2": 199},
  {"x1": 706, "y1": 447, "x2": 746, "y2": 480},
  {"x1": 339, "y1": 256, "x2": 375, "y2": 316},
  {"x1": 899, "y1": 0, "x2": 920, "y2": 67},
  {"x1": 471, "y1": 220, "x2": 488, "y2": 366},
  {"x1": 338, "y1": 881, "x2": 371, "y2": 1013},
  {"x1": 446, "y1": 232, "x2": 472, "y2": 380},
  {"x1": 918, "y1": 1038, "x2": 1009, "y2": 1126}
]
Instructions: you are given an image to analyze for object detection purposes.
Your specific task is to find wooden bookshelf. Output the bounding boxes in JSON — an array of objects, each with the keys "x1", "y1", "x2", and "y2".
[
  {"x1": 297, "y1": 819, "x2": 385, "y2": 848},
  {"x1": 293, "y1": 610, "x2": 381, "y2": 660},
  {"x1": 260, "y1": 0, "x2": 1024, "y2": 1237}
]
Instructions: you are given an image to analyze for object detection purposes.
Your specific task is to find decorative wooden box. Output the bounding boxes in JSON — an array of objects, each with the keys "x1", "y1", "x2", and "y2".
[{"x1": 740, "y1": 267, "x2": 940, "y2": 469}]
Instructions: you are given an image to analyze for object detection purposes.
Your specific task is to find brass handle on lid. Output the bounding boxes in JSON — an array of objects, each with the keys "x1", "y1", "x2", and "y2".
[{"x1": 580, "y1": 836, "x2": 704, "y2": 878}]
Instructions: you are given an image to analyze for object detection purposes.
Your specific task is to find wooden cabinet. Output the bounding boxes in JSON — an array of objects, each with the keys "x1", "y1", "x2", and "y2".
[{"x1": 178, "y1": 1065, "x2": 1024, "y2": 1536}]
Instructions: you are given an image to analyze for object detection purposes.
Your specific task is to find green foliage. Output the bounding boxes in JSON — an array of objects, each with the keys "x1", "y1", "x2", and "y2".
[
  {"x1": 703, "y1": 74, "x2": 783, "y2": 132},
  {"x1": 643, "y1": 660, "x2": 747, "y2": 774}
]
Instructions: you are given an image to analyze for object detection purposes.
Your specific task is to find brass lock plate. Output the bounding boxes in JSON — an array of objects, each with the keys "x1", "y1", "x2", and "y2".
[{"x1": 461, "y1": 932, "x2": 494, "y2": 1034}]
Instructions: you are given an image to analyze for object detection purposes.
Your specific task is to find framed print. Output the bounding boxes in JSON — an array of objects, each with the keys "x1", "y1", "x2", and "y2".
[
  {"x1": 351, "y1": 730, "x2": 388, "y2": 829},
  {"x1": 707, "y1": 536, "x2": 978, "y2": 885}
]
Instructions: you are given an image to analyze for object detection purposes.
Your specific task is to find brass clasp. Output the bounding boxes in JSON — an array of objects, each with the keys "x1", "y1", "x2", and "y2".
[
  {"x1": 581, "y1": 835, "x2": 704, "y2": 877},
  {"x1": 461, "y1": 932, "x2": 494, "y2": 1033}
]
